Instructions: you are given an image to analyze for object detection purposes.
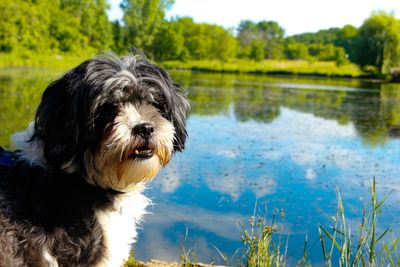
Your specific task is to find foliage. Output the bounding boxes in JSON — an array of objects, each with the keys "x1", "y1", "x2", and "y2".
[
  {"x1": 111, "y1": 21, "x2": 127, "y2": 54},
  {"x1": 237, "y1": 20, "x2": 285, "y2": 60},
  {"x1": 121, "y1": 0, "x2": 174, "y2": 52},
  {"x1": 162, "y1": 59, "x2": 362, "y2": 77},
  {"x1": 124, "y1": 250, "x2": 140, "y2": 267},
  {"x1": 355, "y1": 12, "x2": 400, "y2": 75},
  {"x1": 235, "y1": 178, "x2": 400, "y2": 267},
  {"x1": 319, "y1": 177, "x2": 400, "y2": 267},
  {"x1": 152, "y1": 18, "x2": 237, "y2": 61},
  {"x1": 0, "y1": 0, "x2": 112, "y2": 54},
  {"x1": 239, "y1": 209, "x2": 286, "y2": 267},
  {"x1": 287, "y1": 12, "x2": 400, "y2": 75},
  {"x1": 1, "y1": 2, "x2": 400, "y2": 77}
]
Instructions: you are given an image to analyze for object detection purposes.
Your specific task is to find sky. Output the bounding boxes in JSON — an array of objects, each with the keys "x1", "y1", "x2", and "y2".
[{"x1": 107, "y1": 0, "x2": 400, "y2": 36}]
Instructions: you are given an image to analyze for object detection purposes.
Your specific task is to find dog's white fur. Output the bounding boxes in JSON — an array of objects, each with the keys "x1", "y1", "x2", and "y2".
[
  {"x1": 95, "y1": 184, "x2": 150, "y2": 266},
  {"x1": 11, "y1": 123, "x2": 46, "y2": 168},
  {"x1": 87, "y1": 103, "x2": 175, "y2": 192}
]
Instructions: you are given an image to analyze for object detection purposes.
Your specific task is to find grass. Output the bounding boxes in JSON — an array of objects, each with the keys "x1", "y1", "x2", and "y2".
[
  {"x1": 141, "y1": 178, "x2": 398, "y2": 267},
  {"x1": 0, "y1": 53, "x2": 92, "y2": 69},
  {"x1": 180, "y1": 227, "x2": 202, "y2": 267},
  {"x1": 238, "y1": 208, "x2": 287, "y2": 267},
  {"x1": 124, "y1": 250, "x2": 141, "y2": 267},
  {"x1": 161, "y1": 59, "x2": 364, "y2": 78},
  {"x1": 236, "y1": 177, "x2": 399, "y2": 267},
  {"x1": 318, "y1": 177, "x2": 399, "y2": 267},
  {"x1": 1, "y1": 53, "x2": 365, "y2": 78}
]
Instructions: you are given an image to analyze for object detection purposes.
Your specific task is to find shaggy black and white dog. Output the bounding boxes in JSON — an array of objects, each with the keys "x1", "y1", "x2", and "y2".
[{"x1": 0, "y1": 54, "x2": 190, "y2": 266}]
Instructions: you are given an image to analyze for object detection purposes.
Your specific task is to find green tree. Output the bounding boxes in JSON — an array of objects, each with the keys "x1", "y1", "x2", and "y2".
[
  {"x1": 0, "y1": 0, "x2": 56, "y2": 53},
  {"x1": 237, "y1": 20, "x2": 285, "y2": 60},
  {"x1": 207, "y1": 25, "x2": 237, "y2": 61},
  {"x1": 289, "y1": 28, "x2": 341, "y2": 45},
  {"x1": 335, "y1": 25, "x2": 358, "y2": 62},
  {"x1": 79, "y1": 0, "x2": 112, "y2": 51},
  {"x1": 152, "y1": 20, "x2": 185, "y2": 60},
  {"x1": 249, "y1": 40, "x2": 265, "y2": 61},
  {"x1": 59, "y1": 0, "x2": 112, "y2": 52},
  {"x1": 111, "y1": 21, "x2": 126, "y2": 54},
  {"x1": 237, "y1": 20, "x2": 258, "y2": 58},
  {"x1": 121, "y1": 0, "x2": 174, "y2": 51},
  {"x1": 284, "y1": 41, "x2": 310, "y2": 60},
  {"x1": 356, "y1": 12, "x2": 400, "y2": 74},
  {"x1": 286, "y1": 26, "x2": 357, "y2": 63},
  {"x1": 0, "y1": 0, "x2": 112, "y2": 54},
  {"x1": 257, "y1": 21, "x2": 285, "y2": 59},
  {"x1": 164, "y1": 17, "x2": 237, "y2": 61}
]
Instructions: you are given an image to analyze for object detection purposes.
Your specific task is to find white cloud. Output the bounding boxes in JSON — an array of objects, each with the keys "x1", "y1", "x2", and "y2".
[
  {"x1": 153, "y1": 161, "x2": 182, "y2": 193},
  {"x1": 206, "y1": 173, "x2": 276, "y2": 201},
  {"x1": 147, "y1": 203, "x2": 245, "y2": 240},
  {"x1": 306, "y1": 168, "x2": 317, "y2": 180}
]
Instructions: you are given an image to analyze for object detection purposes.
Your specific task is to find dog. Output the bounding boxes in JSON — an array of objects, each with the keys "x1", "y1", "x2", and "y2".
[{"x1": 0, "y1": 54, "x2": 190, "y2": 266}]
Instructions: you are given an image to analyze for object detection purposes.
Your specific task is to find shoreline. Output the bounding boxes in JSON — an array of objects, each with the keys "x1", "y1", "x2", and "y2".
[{"x1": 0, "y1": 54, "x2": 394, "y2": 82}]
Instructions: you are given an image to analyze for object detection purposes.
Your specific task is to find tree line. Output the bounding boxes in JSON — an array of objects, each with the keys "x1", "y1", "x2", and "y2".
[{"x1": 1, "y1": 0, "x2": 399, "y2": 74}]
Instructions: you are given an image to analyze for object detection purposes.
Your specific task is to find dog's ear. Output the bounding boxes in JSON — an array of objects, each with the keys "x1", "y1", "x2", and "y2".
[
  {"x1": 170, "y1": 83, "x2": 190, "y2": 151},
  {"x1": 147, "y1": 64, "x2": 190, "y2": 151},
  {"x1": 32, "y1": 63, "x2": 90, "y2": 170}
]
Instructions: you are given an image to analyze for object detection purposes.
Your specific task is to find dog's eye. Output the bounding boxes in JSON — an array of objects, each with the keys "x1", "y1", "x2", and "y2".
[{"x1": 152, "y1": 101, "x2": 167, "y2": 116}]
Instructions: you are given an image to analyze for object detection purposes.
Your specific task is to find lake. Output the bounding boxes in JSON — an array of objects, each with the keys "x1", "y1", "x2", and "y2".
[{"x1": 1, "y1": 68, "x2": 400, "y2": 265}]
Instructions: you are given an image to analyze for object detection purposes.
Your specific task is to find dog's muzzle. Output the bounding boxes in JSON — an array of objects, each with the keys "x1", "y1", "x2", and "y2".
[{"x1": 129, "y1": 123, "x2": 155, "y2": 160}]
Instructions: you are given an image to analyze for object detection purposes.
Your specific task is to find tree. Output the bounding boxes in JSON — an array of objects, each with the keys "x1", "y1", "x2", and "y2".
[
  {"x1": 0, "y1": 0, "x2": 57, "y2": 53},
  {"x1": 207, "y1": 25, "x2": 237, "y2": 61},
  {"x1": 151, "y1": 20, "x2": 185, "y2": 60},
  {"x1": 58, "y1": 0, "x2": 112, "y2": 52},
  {"x1": 335, "y1": 25, "x2": 358, "y2": 62},
  {"x1": 158, "y1": 17, "x2": 237, "y2": 61},
  {"x1": 0, "y1": 0, "x2": 112, "y2": 54},
  {"x1": 121, "y1": 0, "x2": 174, "y2": 51},
  {"x1": 237, "y1": 20, "x2": 285, "y2": 60},
  {"x1": 257, "y1": 21, "x2": 285, "y2": 59},
  {"x1": 289, "y1": 28, "x2": 341, "y2": 45},
  {"x1": 284, "y1": 41, "x2": 309, "y2": 60},
  {"x1": 79, "y1": 0, "x2": 112, "y2": 51},
  {"x1": 356, "y1": 12, "x2": 400, "y2": 74},
  {"x1": 111, "y1": 21, "x2": 127, "y2": 54}
]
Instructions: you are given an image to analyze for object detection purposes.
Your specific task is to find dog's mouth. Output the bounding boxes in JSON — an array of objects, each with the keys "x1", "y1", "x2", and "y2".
[{"x1": 128, "y1": 143, "x2": 154, "y2": 160}]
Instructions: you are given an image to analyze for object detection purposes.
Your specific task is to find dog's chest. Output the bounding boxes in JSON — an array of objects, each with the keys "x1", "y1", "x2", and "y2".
[{"x1": 95, "y1": 190, "x2": 149, "y2": 267}]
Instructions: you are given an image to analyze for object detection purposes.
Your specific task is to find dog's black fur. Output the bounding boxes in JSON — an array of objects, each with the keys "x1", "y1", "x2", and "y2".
[
  {"x1": 0, "y1": 54, "x2": 190, "y2": 266},
  {"x1": 0, "y1": 157, "x2": 113, "y2": 266}
]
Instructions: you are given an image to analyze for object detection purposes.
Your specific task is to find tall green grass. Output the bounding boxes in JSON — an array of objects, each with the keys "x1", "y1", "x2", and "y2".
[
  {"x1": 161, "y1": 59, "x2": 363, "y2": 78},
  {"x1": 239, "y1": 208, "x2": 287, "y2": 267},
  {"x1": 239, "y1": 178, "x2": 399, "y2": 267},
  {"x1": 318, "y1": 178, "x2": 399, "y2": 267},
  {"x1": 0, "y1": 53, "x2": 92, "y2": 69},
  {"x1": 1, "y1": 54, "x2": 365, "y2": 78}
]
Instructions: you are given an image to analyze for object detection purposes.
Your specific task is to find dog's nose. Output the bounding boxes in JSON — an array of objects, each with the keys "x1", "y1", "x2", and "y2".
[{"x1": 133, "y1": 123, "x2": 154, "y2": 138}]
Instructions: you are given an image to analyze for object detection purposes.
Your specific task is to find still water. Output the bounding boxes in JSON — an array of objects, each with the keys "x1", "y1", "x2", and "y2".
[{"x1": 1, "y1": 69, "x2": 400, "y2": 265}]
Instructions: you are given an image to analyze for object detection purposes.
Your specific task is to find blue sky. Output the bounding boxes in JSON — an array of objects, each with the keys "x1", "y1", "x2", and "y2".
[{"x1": 107, "y1": 0, "x2": 400, "y2": 36}]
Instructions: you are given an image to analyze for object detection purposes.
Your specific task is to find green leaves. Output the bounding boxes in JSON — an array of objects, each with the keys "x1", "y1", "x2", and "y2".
[
  {"x1": 0, "y1": 0, "x2": 113, "y2": 54},
  {"x1": 356, "y1": 12, "x2": 400, "y2": 75}
]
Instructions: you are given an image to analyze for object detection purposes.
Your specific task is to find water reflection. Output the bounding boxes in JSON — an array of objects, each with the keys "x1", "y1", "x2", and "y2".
[
  {"x1": 176, "y1": 72, "x2": 400, "y2": 146},
  {"x1": 0, "y1": 68, "x2": 63, "y2": 146},
  {"x1": 1, "y1": 69, "x2": 400, "y2": 264}
]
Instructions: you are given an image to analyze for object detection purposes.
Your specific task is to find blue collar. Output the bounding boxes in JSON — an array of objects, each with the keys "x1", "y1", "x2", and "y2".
[{"x1": 0, "y1": 147, "x2": 16, "y2": 167}]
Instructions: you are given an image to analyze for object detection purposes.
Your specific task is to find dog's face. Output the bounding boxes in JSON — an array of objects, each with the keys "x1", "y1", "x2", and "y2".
[{"x1": 31, "y1": 55, "x2": 190, "y2": 191}]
